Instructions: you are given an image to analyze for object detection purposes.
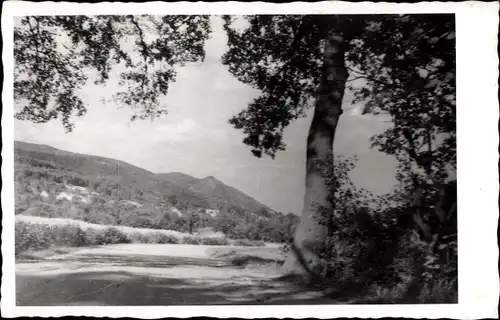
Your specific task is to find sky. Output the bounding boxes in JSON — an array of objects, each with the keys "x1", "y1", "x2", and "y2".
[{"x1": 14, "y1": 16, "x2": 399, "y2": 214}]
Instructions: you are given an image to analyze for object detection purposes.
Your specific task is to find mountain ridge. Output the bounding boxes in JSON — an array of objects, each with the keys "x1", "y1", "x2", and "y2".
[{"x1": 15, "y1": 140, "x2": 274, "y2": 214}]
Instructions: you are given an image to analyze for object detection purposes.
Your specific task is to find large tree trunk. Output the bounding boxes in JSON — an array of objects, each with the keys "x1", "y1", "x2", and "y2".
[{"x1": 281, "y1": 24, "x2": 348, "y2": 277}]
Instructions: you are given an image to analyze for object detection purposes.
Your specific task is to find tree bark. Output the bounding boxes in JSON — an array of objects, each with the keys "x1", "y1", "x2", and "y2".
[{"x1": 281, "y1": 23, "x2": 348, "y2": 277}]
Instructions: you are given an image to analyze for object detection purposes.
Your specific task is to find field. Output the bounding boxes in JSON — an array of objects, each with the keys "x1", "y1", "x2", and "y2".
[{"x1": 16, "y1": 242, "x2": 339, "y2": 305}]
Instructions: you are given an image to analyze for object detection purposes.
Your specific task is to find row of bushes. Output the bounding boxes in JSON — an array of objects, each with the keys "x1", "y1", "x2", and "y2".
[
  {"x1": 15, "y1": 221, "x2": 266, "y2": 255},
  {"x1": 15, "y1": 221, "x2": 128, "y2": 254}
]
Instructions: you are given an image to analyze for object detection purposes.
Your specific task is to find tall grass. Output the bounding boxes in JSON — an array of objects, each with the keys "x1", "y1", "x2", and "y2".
[
  {"x1": 182, "y1": 235, "x2": 229, "y2": 246},
  {"x1": 15, "y1": 221, "x2": 131, "y2": 255},
  {"x1": 127, "y1": 231, "x2": 180, "y2": 244},
  {"x1": 15, "y1": 217, "x2": 267, "y2": 256},
  {"x1": 15, "y1": 214, "x2": 186, "y2": 239}
]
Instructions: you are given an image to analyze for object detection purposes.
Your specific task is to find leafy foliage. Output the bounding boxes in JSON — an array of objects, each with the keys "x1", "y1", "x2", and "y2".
[
  {"x1": 348, "y1": 14, "x2": 456, "y2": 182},
  {"x1": 182, "y1": 235, "x2": 229, "y2": 246},
  {"x1": 14, "y1": 15, "x2": 211, "y2": 131},
  {"x1": 127, "y1": 231, "x2": 180, "y2": 244},
  {"x1": 100, "y1": 227, "x2": 131, "y2": 245},
  {"x1": 276, "y1": 150, "x2": 456, "y2": 302},
  {"x1": 15, "y1": 221, "x2": 131, "y2": 254},
  {"x1": 222, "y1": 15, "x2": 326, "y2": 158},
  {"x1": 346, "y1": 15, "x2": 457, "y2": 301}
]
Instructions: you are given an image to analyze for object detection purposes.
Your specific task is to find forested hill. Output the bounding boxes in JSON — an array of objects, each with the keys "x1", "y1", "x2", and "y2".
[
  {"x1": 157, "y1": 173, "x2": 271, "y2": 214},
  {"x1": 15, "y1": 141, "x2": 300, "y2": 242},
  {"x1": 14, "y1": 141, "x2": 273, "y2": 214}
]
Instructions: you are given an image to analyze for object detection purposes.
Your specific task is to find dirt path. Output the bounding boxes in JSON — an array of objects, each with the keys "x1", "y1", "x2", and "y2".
[{"x1": 16, "y1": 244, "x2": 332, "y2": 306}]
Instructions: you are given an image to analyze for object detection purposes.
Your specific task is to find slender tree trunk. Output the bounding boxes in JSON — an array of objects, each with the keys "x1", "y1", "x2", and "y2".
[{"x1": 282, "y1": 23, "x2": 348, "y2": 277}]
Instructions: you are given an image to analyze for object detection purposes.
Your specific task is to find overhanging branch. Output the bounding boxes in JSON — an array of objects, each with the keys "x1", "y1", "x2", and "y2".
[{"x1": 129, "y1": 16, "x2": 150, "y2": 99}]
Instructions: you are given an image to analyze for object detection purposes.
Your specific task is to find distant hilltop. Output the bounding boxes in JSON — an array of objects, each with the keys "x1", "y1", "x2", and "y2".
[{"x1": 14, "y1": 140, "x2": 275, "y2": 215}]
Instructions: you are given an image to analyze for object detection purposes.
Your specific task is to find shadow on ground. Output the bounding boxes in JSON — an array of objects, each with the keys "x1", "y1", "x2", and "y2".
[
  {"x1": 17, "y1": 269, "x2": 336, "y2": 306},
  {"x1": 16, "y1": 247, "x2": 337, "y2": 306},
  {"x1": 16, "y1": 247, "x2": 454, "y2": 306}
]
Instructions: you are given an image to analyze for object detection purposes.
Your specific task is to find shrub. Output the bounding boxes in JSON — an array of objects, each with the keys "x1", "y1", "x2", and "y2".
[
  {"x1": 15, "y1": 221, "x2": 94, "y2": 254},
  {"x1": 100, "y1": 227, "x2": 130, "y2": 245},
  {"x1": 417, "y1": 279, "x2": 458, "y2": 303},
  {"x1": 156, "y1": 233, "x2": 180, "y2": 244},
  {"x1": 127, "y1": 231, "x2": 150, "y2": 244},
  {"x1": 403, "y1": 231, "x2": 458, "y2": 303},
  {"x1": 199, "y1": 237, "x2": 229, "y2": 246},
  {"x1": 16, "y1": 220, "x2": 198, "y2": 255},
  {"x1": 128, "y1": 231, "x2": 180, "y2": 244},
  {"x1": 182, "y1": 235, "x2": 229, "y2": 246},
  {"x1": 146, "y1": 232, "x2": 179, "y2": 244},
  {"x1": 15, "y1": 221, "x2": 51, "y2": 254},
  {"x1": 83, "y1": 227, "x2": 106, "y2": 245},
  {"x1": 50, "y1": 224, "x2": 87, "y2": 247},
  {"x1": 182, "y1": 235, "x2": 201, "y2": 245}
]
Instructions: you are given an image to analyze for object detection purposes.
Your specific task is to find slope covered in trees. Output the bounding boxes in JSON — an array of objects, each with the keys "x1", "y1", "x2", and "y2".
[
  {"x1": 158, "y1": 173, "x2": 274, "y2": 213},
  {"x1": 15, "y1": 141, "x2": 297, "y2": 242}
]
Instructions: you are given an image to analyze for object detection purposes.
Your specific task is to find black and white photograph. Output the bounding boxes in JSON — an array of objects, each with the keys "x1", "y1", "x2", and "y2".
[{"x1": 1, "y1": 1, "x2": 498, "y2": 318}]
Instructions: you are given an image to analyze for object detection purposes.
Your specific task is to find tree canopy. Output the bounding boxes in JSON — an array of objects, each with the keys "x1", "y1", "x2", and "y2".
[
  {"x1": 222, "y1": 15, "x2": 328, "y2": 158},
  {"x1": 15, "y1": 14, "x2": 455, "y2": 169},
  {"x1": 14, "y1": 15, "x2": 211, "y2": 131},
  {"x1": 348, "y1": 14, "x2": 456, "y2": 183},
  {"x1": 222, "y1": 15, "x2": 455, "y2": 165}
]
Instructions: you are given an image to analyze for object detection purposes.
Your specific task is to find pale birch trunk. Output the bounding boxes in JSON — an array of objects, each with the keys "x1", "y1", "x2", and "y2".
[{"x1": 281, "y1": 24, "x2": 348, "y2": 277}]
